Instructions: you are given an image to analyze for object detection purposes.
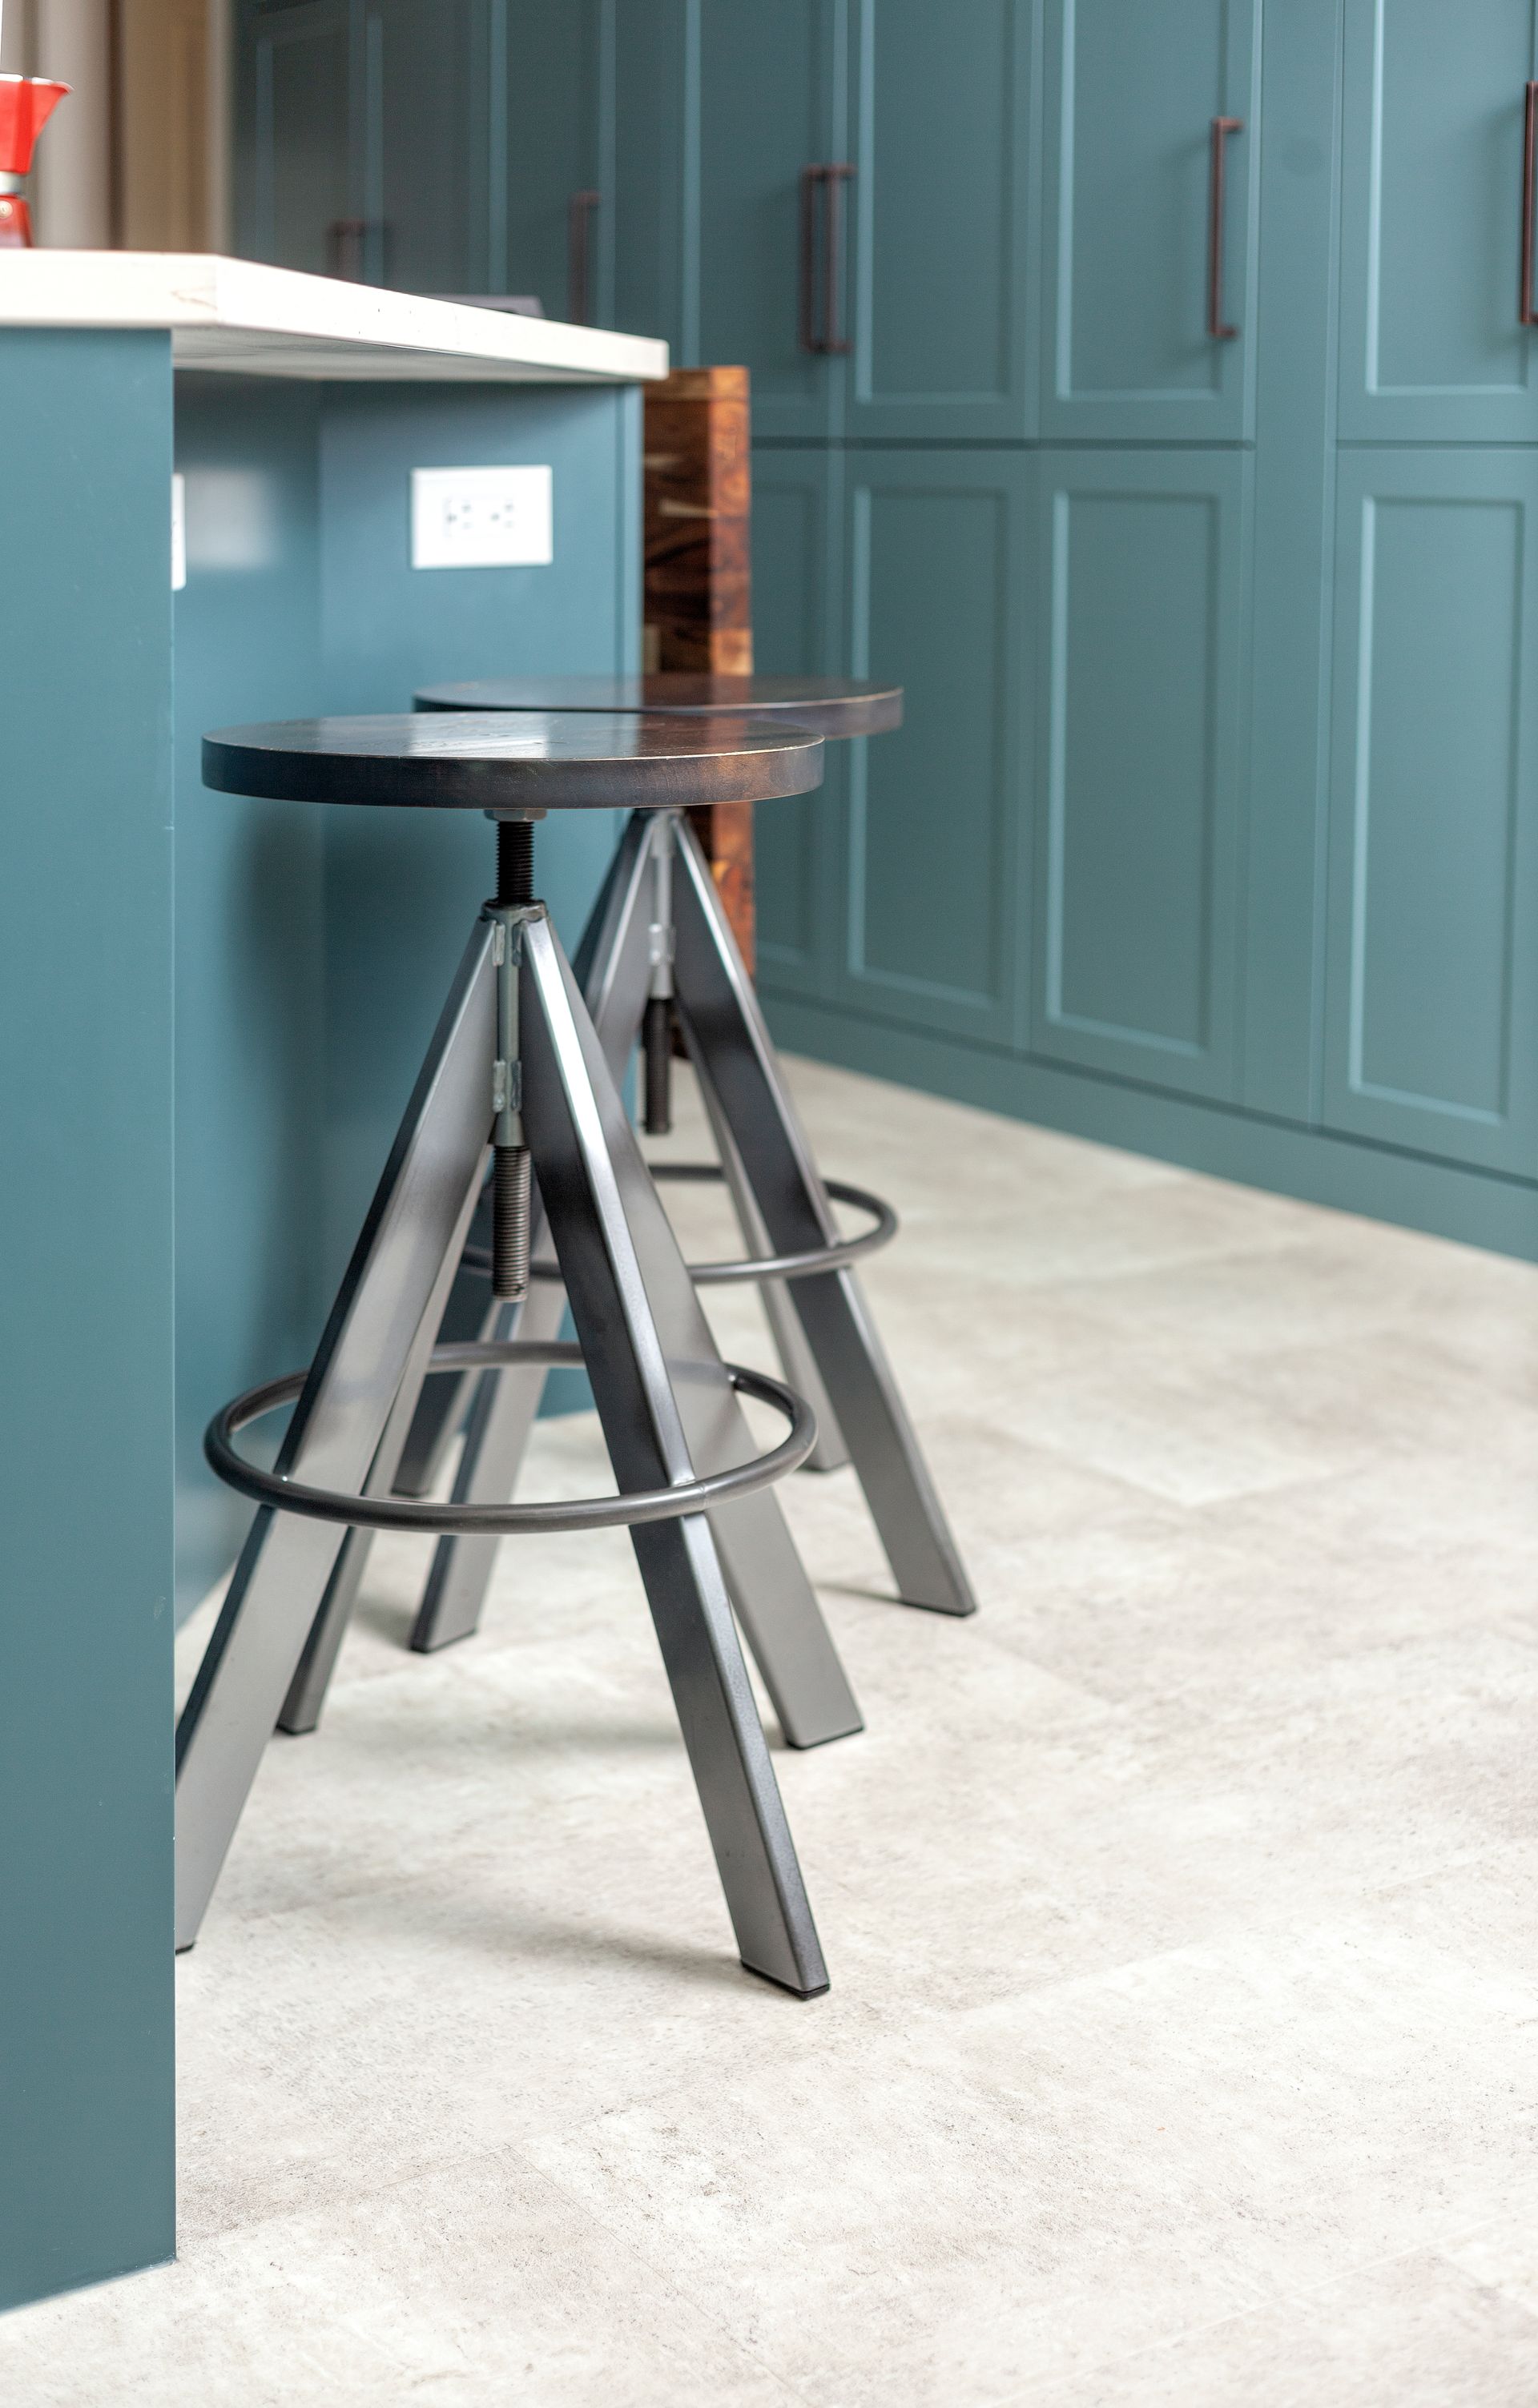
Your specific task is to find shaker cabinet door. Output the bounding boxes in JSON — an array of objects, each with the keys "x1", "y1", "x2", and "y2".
[
  {"x1": 366, "y1": 0, "x2": 478, "y2": 295},
  {"x1": 501, "y1": 0, "x2": 605, "y2": 323},
  {"x1": 1041, "y1": 0, "x2": 1260, "y2": 440},
  {"x1": 238, "y1": 0, "x2": 479, "y2": 294},
  {"x1": 830, "y1": 451, "x2": 1032, "y2": 1049},
  {"x1": 1339, "y1": 0, "x2": 1538, "y2": 442},
  {"x1": 239, "y1": 0, "x2": 352, "y2": 276},
  {"x1": 1029, "y1": 449, "x2": 1250, "y2": 1100},
  {"x1": 752, "y1": 450, "x2": 845, "y2": 1001},
  {"x1": 843, "y1": 0, "x2": 1039, "y2": 441},
  {"x1": 697, "y1": 0, "x2": 844, "y2": 436},
  {"x1": 611, "y1": 0, "x2": 843, "y2": 439},
  {"x1": 1323, "y1": 452, "x2": 1538, "y2": 1175}
]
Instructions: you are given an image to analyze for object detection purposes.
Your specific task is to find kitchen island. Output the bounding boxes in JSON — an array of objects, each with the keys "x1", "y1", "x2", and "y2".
[{"x1": 0, "y1": 255, "x2": 666, "y2": 2310}]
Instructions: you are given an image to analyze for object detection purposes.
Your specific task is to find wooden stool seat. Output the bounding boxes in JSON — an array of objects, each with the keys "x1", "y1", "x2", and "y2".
[
  {"x1": 202, "y1": 710, "x2": 823, "y2": 812},
  {"x1": 412, "y1": 673, "x2": 904, "y2": 740}
]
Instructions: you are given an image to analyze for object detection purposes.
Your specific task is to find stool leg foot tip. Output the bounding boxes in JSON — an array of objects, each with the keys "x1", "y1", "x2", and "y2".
[{"x1": 741, "y1": 1958, "x2": 831, "y2": 2001}]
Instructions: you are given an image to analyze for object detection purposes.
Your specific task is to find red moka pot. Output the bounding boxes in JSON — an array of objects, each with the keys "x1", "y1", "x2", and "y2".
[{"x1": 0, "y1": 76, "x2": 70, "y2": 247}]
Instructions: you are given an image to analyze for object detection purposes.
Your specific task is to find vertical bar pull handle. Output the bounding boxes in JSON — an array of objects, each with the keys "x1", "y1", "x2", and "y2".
[
  {"x1": 327, "y1": 219, "x2": 368, "y2": 282},
  {"x1": 798, "y1": 163, "x2": 855, "y2": 356},
  {"x1": 822, "y1": 162, "x2": 854, "y2": 355},
  {"x1": 569, "y1": 188, "x2": 599, "y2": 326},
  {"x1": 1207, "y1": 117, "x2": 1243, "y2": 341},
  {"x1": 799, "y1": 165, "x2": 823, "y2": 353},
  {"x1": 1522, "y1": 84, "x2": 1538, "y2": 326}
]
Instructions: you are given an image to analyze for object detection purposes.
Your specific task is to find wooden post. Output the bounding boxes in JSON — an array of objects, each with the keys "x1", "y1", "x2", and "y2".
[{"x1": 643, "y1": 364, "x2": 755, "y2": 967}]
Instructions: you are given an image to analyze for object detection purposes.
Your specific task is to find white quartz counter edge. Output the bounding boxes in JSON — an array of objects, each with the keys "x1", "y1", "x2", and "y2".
[{"x1": 0, "y1": 252, "x2": 670, "y2": 384}]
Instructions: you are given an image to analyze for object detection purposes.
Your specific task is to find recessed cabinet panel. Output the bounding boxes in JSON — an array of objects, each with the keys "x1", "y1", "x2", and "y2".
[
  {"x1": 611, "y1": 0, "x2": 688, "y2": 346},
  {"x1": 244, "y1": 2, "x2": 351, "y2": 275},
  {"x1": 753, "y1": 450, "x2": 843, "y2": 999},
  {"x1": 241, "y1": 0, "x2": 478, "y2": 293},
  {"x1": 1339, "y1": 0, "x2": 1538, "y2": 441},
  {"x1": 611, "y1": 0, "x2": 843, "y2": 438},
  {"x1": 1041, "y1": 0, "x2": 1260, "y2": 441},
  {"x1": 698, "y1": 0, "x2": 843, "y2": 438},
  {"x1": 368, "y1": 0, "x2": 477, "y2": 295},
  {"x1": 834, "y1": 452, "x2": 1029, "y2": 1046},
  {"x1": 1325, "y1": 453, "x2": 1538, "y2": 1173},
  {"x1": 1032, "y1": 451, "x2": 1249, "y2": 1099},
  {"x1": 846, "y1": 0, "x2": 1037, "y2": 440},
  {"x1": 503, "y1": 0, "x2": 603, "y2": 321}
]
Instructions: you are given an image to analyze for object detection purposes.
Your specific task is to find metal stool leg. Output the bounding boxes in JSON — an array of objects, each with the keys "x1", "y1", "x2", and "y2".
[
  {"x1": 276, "y1": 1178, "x2": 484, "y2": 1735},
  {"x1": 409, "y1": 806, "x2": 667, "y2": 1650},
  {"x1": 692, "y1": 1063, "x2": 852, "y2": 1473},
  {"x1": 670, "y1": 815, "x2": 977, "y2": 1619},
  {"x1": 388, "y1": 821, "x2": 650, "y2": 1515},
  {"x1": 518, "y1": 909, "x2": 827, "y2": 1993},
  {"x1": 408, "y1": 1235, "x2": 565, "y2": 1654},
  {"x1": 389, "y1": 1176, "x2": 497, "y2": 1498},
  {"x1": 405, "y1": 817, "x2": 862, "y2": 1748},
  {"x1": 395, "y1": 811, "x2": 661, "y2": 1651},
  {"x1": 175, "y1": 917, "x2": 501, "y2": 1948}
]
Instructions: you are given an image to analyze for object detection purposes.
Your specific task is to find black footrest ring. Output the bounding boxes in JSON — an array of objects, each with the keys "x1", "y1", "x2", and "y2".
[
  {"x1": 205, "y1": 1341, "x2": 816, "y2": 1537},
  {"x1": 646, "y1": 1164, "x2": 898, "y2": 1284},
  {"x1": 463, "y1": 1164, "x2": 897, "y2": 1288}
]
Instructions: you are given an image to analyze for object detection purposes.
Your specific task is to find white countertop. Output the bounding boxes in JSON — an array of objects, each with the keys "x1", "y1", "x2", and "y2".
[{"x1": 0, "y1": 252, "x2": 670, "y2": 384}]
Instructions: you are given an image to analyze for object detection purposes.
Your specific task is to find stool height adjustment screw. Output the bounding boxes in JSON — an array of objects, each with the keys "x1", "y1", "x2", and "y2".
[
  {"x1": 491, "y1": 818, "x2": 535, "y2": 1301},
  {"x1": 644, "y1": 816, "x2": 676, "y2": 1137}
]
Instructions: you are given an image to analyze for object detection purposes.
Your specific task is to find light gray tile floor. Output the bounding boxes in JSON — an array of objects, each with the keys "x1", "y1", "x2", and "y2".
[{"x1": 3, "y1": 1059, "x2": 1536, "y2": 2405}]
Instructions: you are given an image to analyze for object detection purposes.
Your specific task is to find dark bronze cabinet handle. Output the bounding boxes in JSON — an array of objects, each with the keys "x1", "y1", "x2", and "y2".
[
  {"x1": 799, "y1": 163, "x2": 855, "y2": 355},
  {"x1": 569, "y1": 188, "x2": 599, "y2": 326},
  {"x1": 1207, "y1": 117, "x2": 1243, "y2": 341},
  {"x1": 326, "y1": 219, "x2": 368, "y2": 281},
  {"x1": 822, "y1": 161, "x2": 853, "y2": 354},
  {"x1": 1522, "y1": 85, "x2": 1538, "y2": 326},
  {"x1": 799, "y1": 165, "x2": 821, "y2": 352}
]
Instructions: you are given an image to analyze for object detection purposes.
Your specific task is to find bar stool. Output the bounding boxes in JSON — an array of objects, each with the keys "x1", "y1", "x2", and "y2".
[
  {"x1": 311, "y1": 672, "x2": 976, "y2": 1697},
  {"x1": 176, "y1": 710, "x2": 859, "y2": 1999},
  {"x1": 408, "y1": 679, "x2": 899, "y2": 1464}
]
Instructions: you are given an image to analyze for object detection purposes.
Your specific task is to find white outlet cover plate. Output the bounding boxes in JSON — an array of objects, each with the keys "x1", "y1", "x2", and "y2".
[{"x1": 410, "y1": 464, "x2": 554, "y2": 570}]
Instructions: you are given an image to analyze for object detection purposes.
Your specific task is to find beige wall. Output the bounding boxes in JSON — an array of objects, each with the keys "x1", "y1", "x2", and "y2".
[
  {"x1": 119, "y1": 0, "x2": 227, "y2": 251},
  {"x1": 0, "y1": 0, "x2": 228, "y2": 250}
]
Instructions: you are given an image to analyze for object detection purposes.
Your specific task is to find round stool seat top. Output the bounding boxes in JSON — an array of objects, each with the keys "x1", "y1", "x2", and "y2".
[
  {"x1": 203, "y1": 710, "x2": 824, "y2": 813},
  {"x1": 412, "y1": 672, "x2": 903, "y2": 740}
]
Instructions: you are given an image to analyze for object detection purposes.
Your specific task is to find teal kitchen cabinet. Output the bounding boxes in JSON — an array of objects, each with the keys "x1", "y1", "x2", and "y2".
[
  {"x1": 239, "y1": 0, "x2": 352, "y2": 275},
  {"x1": 693, "y1": 0, "x2": 844, "y2": 437},
  {"x1": 236, "y1": 1, "x2": 1538, "y2": 1260},
  {"x1": 239, "y1": 0, "x2": 598, "y2": 309},
  {"x1": 238, "y1": 0, "x2": 477, "y2": 291},
  {"x1": 753, "y1": 448, "x2": 846, "y2": 1000},
  {"x1": 827, "y1": 450, "x2": 1033, "y2": 1050},
  {"x1": 609, "y1": 0, "x2": 1039, "y2": 440},
  {"x1": 1041, "y1": 0, "x2": 1261, "y2": 441},
  {"x1": 1030, "y1": 448, "x2": 1251, "y2": 1100},
  {"x1": 368, "y1": 0, "x2": 479, "y2": 293},
  {"x1": 1339, "y1": 0, "x2": 1538, "y2": 443},
  {"x1": 843, "y1": 0, "x2": 1040, "y2": 440},
  {"x1": 500, "y1": 0, "x2": 606, "y2": 318},
  {"x1": 611, "y1": 0, "x2": 845, "y2": 437},
  {"x1": 1323, "y1": 449, "x2": 1538, "y2": 1176}
]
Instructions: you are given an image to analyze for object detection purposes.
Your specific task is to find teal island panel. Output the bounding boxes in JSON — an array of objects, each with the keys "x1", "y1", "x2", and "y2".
[
  {"x1": 0, "y1": 332, "x2": 642, "y2": 2314},
  {"x1": 0, "y1": 330, "x2": 176, "y2": 2311}
]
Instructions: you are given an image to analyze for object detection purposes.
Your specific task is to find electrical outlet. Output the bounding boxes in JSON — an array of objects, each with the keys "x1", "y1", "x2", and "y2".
[{"x1": 410, "y1": 465, "x2": 554, "y2": 569}]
